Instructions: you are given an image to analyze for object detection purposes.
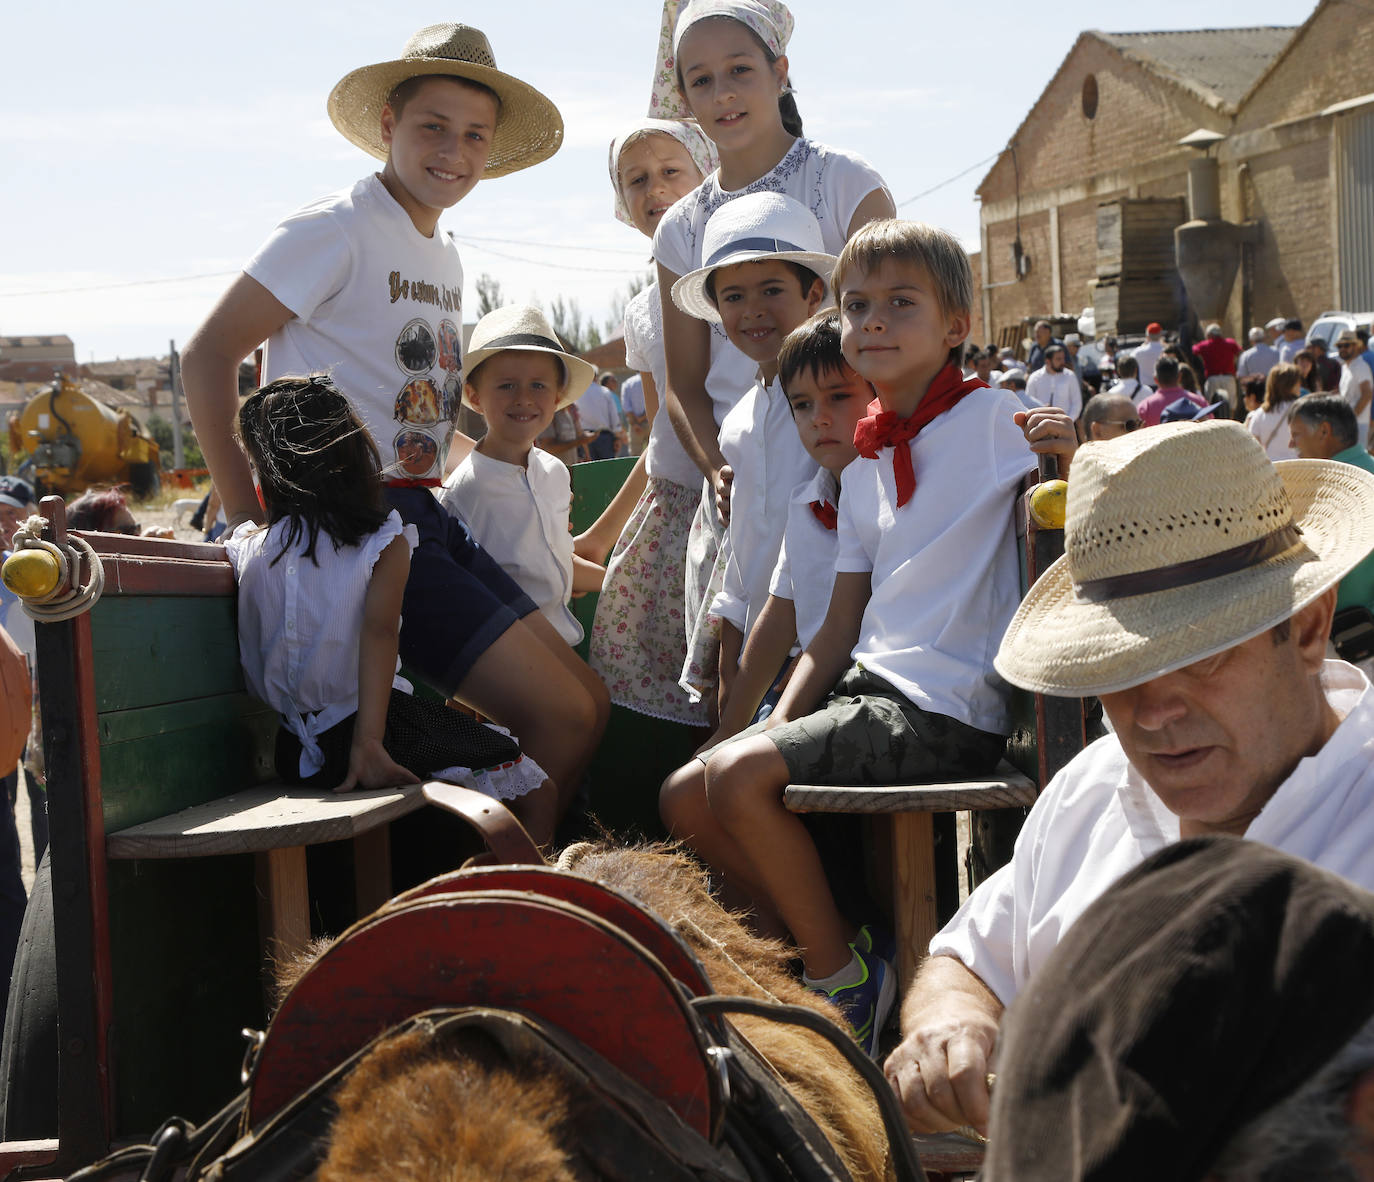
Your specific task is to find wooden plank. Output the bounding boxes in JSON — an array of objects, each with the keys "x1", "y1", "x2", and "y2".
[
  {"x1": 107, "y1": 783, "x2": 429, "y2": 858},
  {"x1": 90, "y1": 596, "x2": 243, "y2": 713},
  {"x1": 911, "y1": 1133, "x2": 985, "y2": 1173},
  {"x1": 98, "y1": 554, "x2": 236, "y2": 597},
  {"x1": 353, "y1": 826, "x2": 392, "y2": 919},
  {"x1": 784, "y1": 771, "x2": 1036, "y2": 816},
  {"x1": 892, "y1": 812, "x2": 937, "y2": 995},
  {"x1": 256, "y1": 846, "x2": 310, "y2": 962}
]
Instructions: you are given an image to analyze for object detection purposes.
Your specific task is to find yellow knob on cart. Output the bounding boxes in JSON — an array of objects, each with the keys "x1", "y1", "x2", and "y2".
[
  {"x1": 2, "y1": 548, "x2": 61, "y2": 599},
  {"x1": 1028, "y1": 479, "x2": 1069, "y2": 530}
]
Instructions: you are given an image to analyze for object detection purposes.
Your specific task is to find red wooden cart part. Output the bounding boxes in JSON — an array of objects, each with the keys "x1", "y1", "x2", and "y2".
[
  {"x1": 390, "y1": 865, "x2": 715, "y2": 997},
  {"x1": 247, "y1": 890, "x2": 718, "y2": 1136}
]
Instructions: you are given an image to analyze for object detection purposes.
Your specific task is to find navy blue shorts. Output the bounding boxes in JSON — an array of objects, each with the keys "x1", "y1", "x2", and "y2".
[{"x1": 386, "y1": 486, "x2": 537, "y2": 694}]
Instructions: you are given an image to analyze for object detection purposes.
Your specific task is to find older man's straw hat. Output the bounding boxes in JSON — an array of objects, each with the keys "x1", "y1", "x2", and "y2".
[
  {"x1": 328, "y1": 23, "x2": 562, "y2": 177},
  {"x1": 996, "y1": 422, "x2": 1374, "y2": 696},
  {"x1": 462, "y1": 304, "x2": 594, "y2": 411},
  {"x1": 671, "y1": 192, "x2": 837, "y2": 324}
]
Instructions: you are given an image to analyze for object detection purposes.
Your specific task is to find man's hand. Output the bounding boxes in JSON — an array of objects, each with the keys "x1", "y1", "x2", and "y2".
[
  {"x1": 713, "y1": 463, "x2": 734, "y2": 526},
  {"x1": 884, "y1": 955, "x2": 1004, "y2": 1134}
]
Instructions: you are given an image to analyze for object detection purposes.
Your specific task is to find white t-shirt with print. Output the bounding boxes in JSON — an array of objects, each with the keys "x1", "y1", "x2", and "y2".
[
  {"x1": 623, "y1": 284, "x2": 701, "y2": 489},
  {"x1": 439, "y1": 447, "x2": 581, "y2": 646},
  {"x1": 246, "y1": 174, "x2": 465, "y2": 482},
  {"x1": 835, "y1": 386, "x2": 1034, "y2": 736},
  {"x1": 652, "y1": 138, "x2": 889, "y2": 426}
]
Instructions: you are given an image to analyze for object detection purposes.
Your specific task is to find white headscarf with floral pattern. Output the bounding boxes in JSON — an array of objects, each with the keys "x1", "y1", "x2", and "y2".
[
  {"x1": 609, "y1": 119, "x2": 719, "y2": 227},
  {"x1": 648, "y1": 0, "x2": 794, "y2": 121}
]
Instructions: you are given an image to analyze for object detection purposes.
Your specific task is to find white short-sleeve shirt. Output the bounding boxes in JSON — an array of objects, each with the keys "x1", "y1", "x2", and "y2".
[
  {"x1": 931, "y1": 662, "x2": 1374, "y2": 1004},
  {"x1": 225, "y1": 511, "x2": 416, "y2": 777},
  {"x1": 653, "y1": 138, "x2": 890, "y2": 426},
  {"x1": 1341, "y1": 355, "x2": 1374, "y2": 430},
  {"x1": 1024, "y1": 366, "x2": 1083, "y2": 420},
  {"x1": 769, "y1": 469, "x2": 841, "y2": 651},
  {"x1": 439, "y1": 447, "x2": 581, "y2": 646},
  {"x1": 710, "y1": 374, "x2": 817, "y2": 636},
  {"x1": 623, "y1": 284, "x2": 701, "y2": 489},
  {"x1": 246, "y1": 175, "x2": 465, "y2": 482},
  {"x1": 835, "y1": 386, "x2": 1034, "y2": 736}
]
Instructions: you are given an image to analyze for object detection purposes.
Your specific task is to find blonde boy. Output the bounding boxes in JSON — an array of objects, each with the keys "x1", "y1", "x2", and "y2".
[
  {"x1": 670, "y1": 192, "x2": 832, "y2": 706},
  {"x1": 182, "y1": 26, "x2": 609, "y2": 806},
  {"x1": 681, "y1": 220, "x2": 1038, "y2": 1054}
]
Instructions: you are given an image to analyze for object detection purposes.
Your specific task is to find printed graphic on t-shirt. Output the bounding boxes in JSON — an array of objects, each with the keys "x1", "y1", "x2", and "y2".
[{"x1": 387, "y1": 292, "x2": 462, "y2": 478}]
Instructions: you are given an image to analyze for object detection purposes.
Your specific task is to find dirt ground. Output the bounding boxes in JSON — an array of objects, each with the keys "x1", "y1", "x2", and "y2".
[{"x1": 15, "y1": 494, "x2": 206, "y2": 894}]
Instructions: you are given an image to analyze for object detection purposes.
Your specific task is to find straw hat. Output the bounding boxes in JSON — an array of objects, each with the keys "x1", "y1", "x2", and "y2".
[
  {"x1": 995, "y1": 421, "x2": 1374, "y2": 697},
  {"x1": 461, "y1": 304, "x2": 594, "y2": 412},
  {"x1": 328, "y1": 24, "x2": 563, "y2": 177},
  {"x1": 671, "y1": 192, "x2": 836, "y2": 323}
]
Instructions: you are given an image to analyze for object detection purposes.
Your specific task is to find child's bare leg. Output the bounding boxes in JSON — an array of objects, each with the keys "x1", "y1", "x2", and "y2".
[
  {"x1": 660, "y1": 760, "x2": 785, "y2": 933},
  {"x1": 455, "y1": 619, "x2": 601, "y2": 818},
  {"x1": 704, "y1": 736, "x2": 854, "y2": 978},
  {"x1": 508, "y1": 779, "x2": 558, "y2": 851}
]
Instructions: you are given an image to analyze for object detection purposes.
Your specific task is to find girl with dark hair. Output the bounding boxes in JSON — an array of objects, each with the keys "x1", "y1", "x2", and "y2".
[
  {"x1": 1295, "y1": 348, "x2": 1326, "y2": 394},
  {"x1": 227, "y1": 375, "x2": 556, "y2": 844},
  {"x1": 649, "y1": 0, "x2": 895, "y2": 709}
]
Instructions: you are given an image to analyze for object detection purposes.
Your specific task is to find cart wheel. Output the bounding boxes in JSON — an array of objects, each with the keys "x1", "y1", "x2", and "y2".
[{"x1": 0, "y1": 851, "x2": 58, "y2": 1138}]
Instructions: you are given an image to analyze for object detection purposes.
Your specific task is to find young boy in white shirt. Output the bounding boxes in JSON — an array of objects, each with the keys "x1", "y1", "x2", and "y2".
[
  {"x1": 182, "y1": 25, "x2": 608, "y2": 804},
  {"x1": 674, "y1": 219, "x2": 1039, "y2": 1054},
  {"x1": 670, "y1": 192, "x2": 832, "y2": 712}
]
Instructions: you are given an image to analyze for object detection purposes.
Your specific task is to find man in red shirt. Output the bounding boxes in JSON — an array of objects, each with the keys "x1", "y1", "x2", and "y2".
[{"x1": 1191, "y1": 323, "x2": 1241, "y2": 413}]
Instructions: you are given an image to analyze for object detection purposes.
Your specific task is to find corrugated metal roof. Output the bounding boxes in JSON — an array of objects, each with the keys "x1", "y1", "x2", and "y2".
[{"x1": 1096, "y1": 27, "x2": 1296, "y2": 111}]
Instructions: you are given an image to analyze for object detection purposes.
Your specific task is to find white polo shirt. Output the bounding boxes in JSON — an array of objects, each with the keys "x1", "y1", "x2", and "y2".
[
  {"x1": 1340, "y1": 355, "x2": 1373, "y2": 433},
  {"x1": 439, "y1": 447, "x2": 581, "y2": 646},
  {"x1": 931, "y1": 662, "x2": 1374, "y2": 1005},
  {"x1": 1024, "y1": 366, "x2": 1083, "y2": 420},
  {"x1": 769, "y1": 469, "x2": 841, "y2": 651},
  {"x1": 710, "y1": 374, "x2": 818, "y2": 636},
  {"x1": 836, "y1": 386, "x2": 1033, "y2": 736}
]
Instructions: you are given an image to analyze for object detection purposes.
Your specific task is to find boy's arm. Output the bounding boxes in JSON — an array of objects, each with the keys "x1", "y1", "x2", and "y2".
[
  {"x1": 657, "y1": 262, "x2": 732, "y2": 521},
  {"x1": 1014, "y1": 406, "x2": 1078, "y2": 478},
  {"x1": 181, "y1": 273, "x2": 293, "y2": 528},
  {"x1": 711, "y1": 593, "x2": 798, "y2": 744},
  {"x1": 573, "y1": 449, "x2": 648, "y2": 564},
  {"x1": 765, "y1": 570, "x2": 871, "y2": 727},
  {"x1": 335, "y1": 535, "x2": 421, "y2": 793},
  {"x1": 571, "y1": 554, "x2": 606, "y2": 594}
]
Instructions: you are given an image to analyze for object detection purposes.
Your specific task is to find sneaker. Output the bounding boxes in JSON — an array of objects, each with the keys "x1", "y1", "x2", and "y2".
[
  {"x1": 855, "y1": 921, "x2": 897, "y2": 966},
  {"x1": 815, "y1": 944, "x2": 896, "y2": 1058}
]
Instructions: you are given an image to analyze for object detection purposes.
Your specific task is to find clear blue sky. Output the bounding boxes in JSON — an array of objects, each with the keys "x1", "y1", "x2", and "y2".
[{"x1": 1, "y1": 1, "x2": 1310, "y2": 363}]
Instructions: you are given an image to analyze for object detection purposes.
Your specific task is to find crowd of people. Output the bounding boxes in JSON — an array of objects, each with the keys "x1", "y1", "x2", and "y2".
[{"x1": 4, "y1": 2, "x2": 1367, "y2": 1174}]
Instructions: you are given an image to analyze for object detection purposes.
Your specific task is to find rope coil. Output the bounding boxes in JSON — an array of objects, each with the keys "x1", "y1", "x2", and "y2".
[{"x1": 10, "y1": 514, "x2": 105, "y2": 622}]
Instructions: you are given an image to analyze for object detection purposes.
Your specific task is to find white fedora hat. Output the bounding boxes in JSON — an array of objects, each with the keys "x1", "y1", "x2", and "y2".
[
  {"x1": 462, "y1": 304, "x2": 594, "y2": 412},
  {"x1": 996, "y1": 421, "x2": 1374, "y2": 696},
  {"x1": 671, "y1": 192, "x2": 836, "y2": 324},
  {"x1": 328, "y1": 23, "x2": 563, "y2": 178}
]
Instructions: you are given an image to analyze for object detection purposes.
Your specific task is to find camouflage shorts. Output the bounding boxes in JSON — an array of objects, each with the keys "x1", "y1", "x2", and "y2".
[{"x1": 744, "y1": 664, "x2": 1005, "y2": 786}]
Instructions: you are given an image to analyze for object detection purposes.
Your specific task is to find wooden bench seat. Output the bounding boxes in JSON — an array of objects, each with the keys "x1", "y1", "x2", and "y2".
[{"x1": 784, "y1": 760, "x2": 1037, "y2": 815}]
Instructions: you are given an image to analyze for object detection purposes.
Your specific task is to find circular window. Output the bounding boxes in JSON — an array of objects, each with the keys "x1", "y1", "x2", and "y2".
[{"x1": 1082, "y1": 74, "x2": 1099, "y2": 119}]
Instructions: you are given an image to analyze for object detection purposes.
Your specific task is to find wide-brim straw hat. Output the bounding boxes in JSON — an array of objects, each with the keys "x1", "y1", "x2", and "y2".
[
  {"x1": 328, "y1": 23, "x2": 563, "y2": 177},
  {"x1": 996, "y1": 421, "x2": 1374, "y2": 697},
  {"x1": 461, "y1": 304, "x2": 594, "y2": 412},
  {"x1": 671, "y1": 192, "x2": 836, "y2": 324}
]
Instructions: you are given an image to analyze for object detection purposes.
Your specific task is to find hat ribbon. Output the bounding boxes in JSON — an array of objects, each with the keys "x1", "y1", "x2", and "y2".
[
  {"x1": 481, "y1": 332, "x2": 566, "y2": 352},
  {"x1": 1072, "y1": 522, "x2": 1307, "y2": 603},
  {"x1": 705, "y1": 236, "x2": 806, "y2": 267}
]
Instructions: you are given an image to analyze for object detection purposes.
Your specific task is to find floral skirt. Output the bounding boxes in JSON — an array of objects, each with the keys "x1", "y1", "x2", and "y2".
[
  {"x1": 680, "y1": 484, "x2": 728, "y2": 705},
  {"x1": 589, "y1": 477, "x2": 708, "y2": 725}
]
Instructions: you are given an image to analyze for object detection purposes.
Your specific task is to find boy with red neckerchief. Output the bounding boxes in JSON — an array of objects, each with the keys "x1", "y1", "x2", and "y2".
[{"x1": 681, "y1": 219, "x2": 1048, "y2": 1055}]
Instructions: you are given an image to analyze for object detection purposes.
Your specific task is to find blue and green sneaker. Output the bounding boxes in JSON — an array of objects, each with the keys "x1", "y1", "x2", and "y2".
[{"x1": 814, "y1": 943, "x2": 896, "y2": 1058}]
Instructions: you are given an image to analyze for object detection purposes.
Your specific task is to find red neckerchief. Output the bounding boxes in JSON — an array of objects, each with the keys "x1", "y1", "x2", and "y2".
[
  {"x1": 810, "y1": 500, "x2": 838, "y2": 530},
  {"x1": 852, "y1": 363, "x2": 989, "y2": 507}
]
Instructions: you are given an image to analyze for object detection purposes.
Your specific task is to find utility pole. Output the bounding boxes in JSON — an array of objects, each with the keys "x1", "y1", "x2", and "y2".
[{"x1": 168, "y1": 339, "x2": 185, "y2": 469}]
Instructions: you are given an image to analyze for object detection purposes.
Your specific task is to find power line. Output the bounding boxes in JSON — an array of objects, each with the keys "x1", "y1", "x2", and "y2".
[
  {"x1": 0, "y1": 270, "x2": 239, "y2": 298},
  {"x1": 896, "y1": 154, "x2": 1000, "y2": 208},
  {"x1": 457, "y1": 233, "x2": 649, "y2": 257},
  {"x1": 455, "y1": 238, "x2": 652, "y2": 275}
]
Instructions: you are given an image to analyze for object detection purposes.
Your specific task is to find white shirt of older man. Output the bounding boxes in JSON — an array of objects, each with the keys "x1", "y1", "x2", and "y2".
[{"x1": 1340, "y1": 353, "x2": 1373, "y2": 440}]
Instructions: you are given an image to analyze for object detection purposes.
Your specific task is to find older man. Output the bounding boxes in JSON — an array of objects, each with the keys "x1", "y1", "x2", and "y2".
[
  {"x1": 1337, "y1": 331, "x2": 1374, "y2": 448},
  {"x1": 1237, "y1": 325, "x2": 1279, "y2": 379},
  {"x1": 1079, "y1": 392, "x2": 1139, "y2": 441},
  {"x1": 1191, "y1": 322, "x2": 1241, "y2": 409},
  {"x1": 983, "y1": 837, "x2": 1374, "y2": 1181},
  {"x1": 885, "y1": 422, "x2": 1374, "y2": 1135},
  {"x1": 1024, "y1": 344, "x2": 1082, "y2": 420}
]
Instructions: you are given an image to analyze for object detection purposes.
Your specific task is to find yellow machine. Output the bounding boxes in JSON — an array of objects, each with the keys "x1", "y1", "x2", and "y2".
[{"x1": 9, "y1": 374, "x2": 161, "y2": 498}]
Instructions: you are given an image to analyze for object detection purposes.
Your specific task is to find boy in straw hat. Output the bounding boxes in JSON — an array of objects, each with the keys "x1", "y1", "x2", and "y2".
[
  {"x1": 886, "y1": 420, "x2": 1374, "y2": 1137},
  {"x1": 184, "y1": 27, "x2": 608, "y2": 805}
]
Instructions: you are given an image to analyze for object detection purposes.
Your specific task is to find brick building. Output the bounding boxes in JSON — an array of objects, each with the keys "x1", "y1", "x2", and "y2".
[
  {"x1": 0, "y1": 335, "x2": 79, "y2": 383},
  {"x1": 976, "y1": 0, "x2": 1374, "y2": 348}
]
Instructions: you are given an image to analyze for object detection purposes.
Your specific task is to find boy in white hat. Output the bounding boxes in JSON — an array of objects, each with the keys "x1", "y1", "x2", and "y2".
[
  {"x1": 183, "y1": 26, "x2": 608, "y2": 808},
  {"x1": 669, "y1": 191, "x2": 831, "y2": 707}
]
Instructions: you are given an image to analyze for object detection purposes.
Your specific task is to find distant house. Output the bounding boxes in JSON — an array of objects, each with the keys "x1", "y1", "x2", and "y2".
[
  {"x1": 0, "y1": 335, "x2": 79, "y2": 383},
  {"x1": 976, "y1": 0, "x2": 1374, "y2": 342}
]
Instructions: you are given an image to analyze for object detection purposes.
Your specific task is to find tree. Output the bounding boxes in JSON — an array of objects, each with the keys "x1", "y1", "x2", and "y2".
[
  {"x1": 475, "y1": 273, "x2": 505, "y2": 318},
  {"x1": 548, "y1": 296, "x2": 602, "y2": 355}
]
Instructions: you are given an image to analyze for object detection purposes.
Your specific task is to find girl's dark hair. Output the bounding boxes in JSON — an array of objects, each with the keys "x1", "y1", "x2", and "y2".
[
  {"x1": 237, "y1": 375, "x2": 389, "y2": 566},
  {"x1": 67, "y1": 488, "x2": 130, "y2": 533},
  {"x1": 675, "y1": 17, "x2": 803, "y2": 138}
]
